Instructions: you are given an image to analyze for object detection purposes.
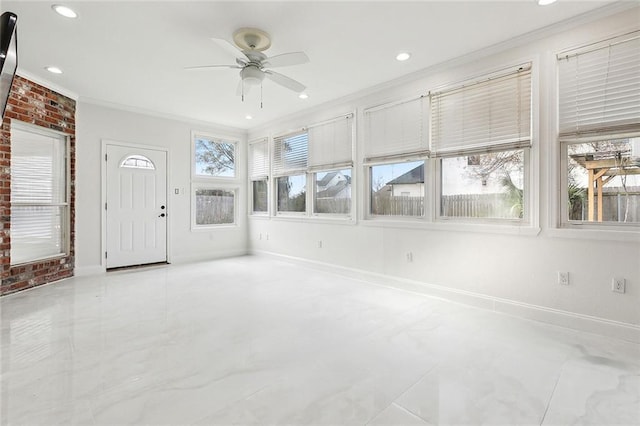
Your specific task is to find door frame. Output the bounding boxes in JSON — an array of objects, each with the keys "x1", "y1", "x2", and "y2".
[{"x1": 101, "y1": 140, "x2": 171, "y2": 269}]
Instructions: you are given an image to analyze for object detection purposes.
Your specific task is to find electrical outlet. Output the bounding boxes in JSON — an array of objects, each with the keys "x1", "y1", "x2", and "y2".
[
  {"x1": 317, "y1": 240, "x2": 323, "y2": 248},
  {"x1": 557, "y1": 272, "x2": 569, "y2": 286},
  {"x1": 406, "y1": 252, "x2": 413, "y2": 262},
  {"x1": 612, "y1": 277, "x2": 626, "y2": 294}
]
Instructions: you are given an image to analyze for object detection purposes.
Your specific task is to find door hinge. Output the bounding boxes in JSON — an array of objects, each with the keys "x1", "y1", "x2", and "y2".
[
  {"x1": 105, "y1": 153, "x2": 108, "y2": 161},
  {"x1": 105, "y1": 202, "x2": 107, "y2": 210},
  {"x1": 105, "y1": 251, "x2": 107, "y2": 259}
]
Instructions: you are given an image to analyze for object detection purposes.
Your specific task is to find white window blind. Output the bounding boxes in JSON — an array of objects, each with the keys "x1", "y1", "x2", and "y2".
[
  {"x1": 308, "y1": 114, "x2": 353, "y2": 170},
  {"x1": 272, "y1": 131, "x2": 308, "y2": 176},
  {"x1": 558, "y1": 32, "x2": 640, "y2": 139},
  {"x1": 11, "y1": 126, "x2": 68, "y2": 265},
  {"x1": 249, "y1": 138, "x2": 269, "y2": 180},
  {"x1": 364, "y1": 96, "x2": 428, "y2": 162},
  {"x1": 430, "y1": 65, "x2": 532, "y2": 156}
]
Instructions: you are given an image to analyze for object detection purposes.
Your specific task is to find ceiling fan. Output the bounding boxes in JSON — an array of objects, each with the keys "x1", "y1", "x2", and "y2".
[{"x1": 186, "y1": 28, "x2": 309, "y2": 104}]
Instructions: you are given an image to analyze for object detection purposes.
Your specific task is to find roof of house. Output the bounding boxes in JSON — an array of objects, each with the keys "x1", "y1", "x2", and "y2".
[
  {"x1": 387, "y1": 164, "x2": 424, "y2": 185},
  {"x1": 316, "y1": 180, "x2": 350, "y2": 198}
]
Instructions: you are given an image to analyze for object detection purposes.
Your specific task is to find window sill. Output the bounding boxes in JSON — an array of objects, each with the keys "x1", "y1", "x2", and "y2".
[
  {"x1": 11, "y1": 253, "x2": 68, "y2": 268},
  {"x1": 266, "y1": 214, "x2": 356, "y2": 226},
  {"x1": 190, "y1": 224, "x2": 238, "y2": 232},
  {"x1": 546, "y1": 226, "x2": 640, "y2": 242},
  {"x1": 361, "y1": 218, "x2": 541, "y2": 236}
]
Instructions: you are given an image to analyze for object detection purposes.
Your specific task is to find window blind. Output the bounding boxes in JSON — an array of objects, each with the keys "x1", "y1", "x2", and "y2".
[
  {"x1": 272, "y1": 131, "x2": 308, "y2": 176},
  {"x1": 308, "y1": 114, "x2": 353, "y2": 170},
  {"x1": 364, "y1": 96, "x2": 428, "y2": 162},
  {"x1": 430, "y1": 65, "x2": 532, "y2": 156},
  {"x1": 558, "y1": 32, "x2": 640, "y2": 139},
  {"x1": 248, "y1": 138, "x2": 269, "y2": 180},
  {"x1": 11, "y1": 127, "x2": 68, "y2": 264}
]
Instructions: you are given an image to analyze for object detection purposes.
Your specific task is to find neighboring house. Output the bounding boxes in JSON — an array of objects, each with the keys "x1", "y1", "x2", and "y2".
[
  {"x1": 384, "y1": 164, "x2": 425, "y2": 197},
  {"x1": 316, "y1": 171, "x2": 351, "y2": 199}
]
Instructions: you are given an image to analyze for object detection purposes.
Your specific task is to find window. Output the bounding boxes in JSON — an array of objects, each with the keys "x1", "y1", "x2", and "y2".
[
  {"x1": 249, "y1": 138, "x2": 269, "y2": 214},
  {"x1": 193, "y1": 188, "x2": 235, "y2": 226},
  {"x1": 11, "y1": 125, "x2": 69, "y2": 265},
  {"x1": 121, "y1": 155, "x2": 155, "y2": 170},
  {"x1": 193, "y1": 134, "x2": 236, "y2": 178},
  {"x1": 370, "y1": 161, "x2": 425, "y2": 217},
  {"x1": 276, "y1": 174, "x2": 306, "y2": 213},
  {"x1": 252, "y1": 180, "x2": 268, "y2": 213},
  {"x1": 314, "y1": 169, "x2": 351, "y2": 215},
  {"x1": 558, "y1": 32, "x2": 640, "y2": 227},
  {"x1": 273, "y1": 131, "x2": 308, "y2": 215},
  {"x1": 431, "y1": 64, "x2": 532, "y2": 222},
  {"x1": 364, "y1": 97, "x2": 428, "y2": 218},
  {"x1": 272, "y1": 115, "x2": 354, "y2": 217},
  {"x1": 441, "y1": 150, "x2": 525, "y2": 219},
  {"x1": 565, "y1": 139, "x2": 640, "y2": 224},
  {"x1": 308, "y1": 114, "x2": 354, "y2": 216}
]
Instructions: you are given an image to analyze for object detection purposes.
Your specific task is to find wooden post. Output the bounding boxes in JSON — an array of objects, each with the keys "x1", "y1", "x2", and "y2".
[
  {"x1": 597, "y1": 176, "x2": 604, "y2": 222},
  {"x1": 588, "y1": 169, "x2": 595, "y2": 222}
]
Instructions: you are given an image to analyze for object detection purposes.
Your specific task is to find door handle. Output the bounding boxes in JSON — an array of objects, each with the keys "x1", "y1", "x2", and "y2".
[{"x1": 159, "y1": 213, "x2": 166, "y2": 218}]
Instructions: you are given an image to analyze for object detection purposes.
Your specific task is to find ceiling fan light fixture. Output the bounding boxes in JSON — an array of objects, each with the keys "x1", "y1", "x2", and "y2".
[
  {"x1": 52, "y1": 4, "x2": 78, "y2": 18},
  {"x1": 245, "y1": 115, "x2": 253, "y2": 120},
  {"x1": 396, "y1": 52, "x2": 411, "y2": 61},
  {"x1": 240, "y1": 66, "x2": 265, "y2": 86},
  {"x1": 537, "y1": 0, "x2": 557, "y2": 5},
  {"x1": 298, "y1": 92, "x2": 309, "y2": 99}
]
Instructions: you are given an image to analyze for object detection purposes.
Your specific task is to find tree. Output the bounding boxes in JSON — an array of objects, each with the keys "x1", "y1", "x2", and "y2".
[{"x1": 195, "y1": 139, "x2": 234, "y2": 176}]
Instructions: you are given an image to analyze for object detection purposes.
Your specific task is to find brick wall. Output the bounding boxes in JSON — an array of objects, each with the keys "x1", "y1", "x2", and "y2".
[{"x1": 0, "y1": 75, "x2": 76, "y2": 295}]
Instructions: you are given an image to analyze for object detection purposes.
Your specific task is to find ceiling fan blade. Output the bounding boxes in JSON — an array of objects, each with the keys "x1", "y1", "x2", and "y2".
[
  {"x1": 184, "y1": 65, "x2": 241, "y2": 71},
  {"x1": 263, "y1": 52, "x2": 309, "y2": 68},
  {"x1": 264, "y1": 70, "x2": 306, "y2": 93},
  {"x1": 211, "y1": 37, "x2": 247, "y2": 61}
]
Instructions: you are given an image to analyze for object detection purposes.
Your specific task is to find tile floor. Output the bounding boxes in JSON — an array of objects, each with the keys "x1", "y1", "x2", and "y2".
[{"x1": 1, "y1": 256, "x2": 639, "y2": 425}]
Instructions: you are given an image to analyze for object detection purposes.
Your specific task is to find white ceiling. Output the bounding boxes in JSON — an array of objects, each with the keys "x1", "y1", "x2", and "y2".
[{"x1": 4, "y1": 1, "x2": 619, "y2": 130}]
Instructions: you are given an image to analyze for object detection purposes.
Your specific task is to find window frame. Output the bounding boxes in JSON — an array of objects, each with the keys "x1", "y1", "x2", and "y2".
[
  {"x1": 10, "y1": 122, "x2": 71, "y2": 265},
  {"x1": 435, "y1": 148, "x2": 531, "y2": 225},
  {"x1": 191, "y1": 131, "x2": 238, "y2": 180},
  {"x1": 274, "y1": 173, "x2": 308, "y2": 217},
  {"x1": 190, "y1": 184, "x2": 238, "y2": 230},
  {"x1": 365, "y1": 158, "x2": 428, "y2": 221},
  {"x1": 311, "y1": 167, "x2": 353, "y2": 218},
  {"x1": 555, "y1": 32, "x2": 640, "y2": 233},
  {"x1": 559, "y1": 137, "x2": 640, "y2": 231},
  {"x1": 248, "y1": 138, "x2": 270, "y2": 216}
]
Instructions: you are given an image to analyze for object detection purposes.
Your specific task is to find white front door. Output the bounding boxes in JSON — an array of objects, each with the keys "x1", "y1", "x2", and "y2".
[{"x1": 106, "y1": 144, "x2": 167, "y2": 268}]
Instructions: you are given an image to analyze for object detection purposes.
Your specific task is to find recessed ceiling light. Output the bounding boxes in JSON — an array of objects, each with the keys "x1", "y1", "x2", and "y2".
[
  {"x1": 45, "y1": 66, "x2": 63, "y2": 74},
  {"x1": 396, "y1": 52, "x2": 411, "y2": 62},
  {"x1": 537, "y1": 0, "x2": 557, "y2": 5},
  {"x1": 245, "y1": 115, "x2": 253, "y2": 120},
  {"x1": 298, "y1": 92, "x2": 309, "y2": 99},
  {"x1": 52, "y1": 4, "x2": 78, "y2": 18}
]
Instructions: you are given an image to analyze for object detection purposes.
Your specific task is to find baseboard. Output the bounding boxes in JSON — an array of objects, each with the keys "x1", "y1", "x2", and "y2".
[
  {"x1": 74, "y1": 265, "x2": 106, "y2": 276},
  {"x1": 170, "y1": 249, "x2": 249, "y2": 265},
  {"x1": 251, "y1": 249, "x2": 640, "y2": 344}
]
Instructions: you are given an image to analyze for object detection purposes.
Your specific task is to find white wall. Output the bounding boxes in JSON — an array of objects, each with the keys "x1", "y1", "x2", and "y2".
[
  {"x1": 248, "y1": 7, "x2": 640, "y2": 339},
  {"x1": 75, "y1": 102, "x2": 248, "y2": 273}
]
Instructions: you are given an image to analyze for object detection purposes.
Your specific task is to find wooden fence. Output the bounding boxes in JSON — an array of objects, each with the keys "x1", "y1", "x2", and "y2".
[
  {"x1": 570, "y1": 191, "x2": 640, "y2": 222},
  {"x1": 196, "y1": 195, "x2": 234, "y2": 224},
  {"x1": 441, "y1": 193, "x2": 518, "y2": 219},
  {"x1": 371, "y1": 196, "x2": 424, "y2": 216},
  {"x1": 315, "y1": 198, "x2": 351, "y2": 214}
]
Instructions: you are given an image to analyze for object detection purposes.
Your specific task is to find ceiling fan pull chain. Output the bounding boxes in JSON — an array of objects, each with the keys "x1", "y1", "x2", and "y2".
[{"x1": 241, "y1": 79, "x2": 245, "y2": 102}]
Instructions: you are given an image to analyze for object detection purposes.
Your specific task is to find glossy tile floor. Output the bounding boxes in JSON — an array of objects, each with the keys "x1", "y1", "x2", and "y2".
[{"x1": 1, "y1": 256, "x2": 639, "y2": 425}]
